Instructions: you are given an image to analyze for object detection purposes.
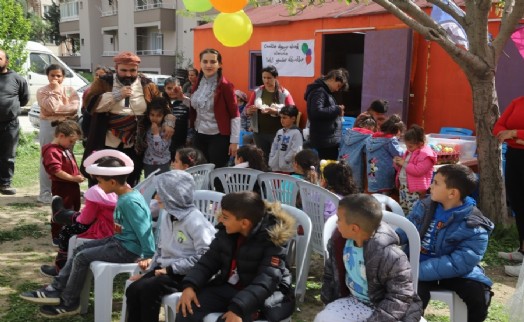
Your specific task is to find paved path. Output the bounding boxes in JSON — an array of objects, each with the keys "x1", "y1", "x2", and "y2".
[{"x1": 19, "y1": 115, "x2": 37, "y2": 133}]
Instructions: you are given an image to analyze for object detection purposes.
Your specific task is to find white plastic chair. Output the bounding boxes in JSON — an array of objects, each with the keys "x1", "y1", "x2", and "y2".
[
  {"x1": 209, "y1": 167, "x2": 263, "y2": 193},
  {"x1": 185, "y1": 163, "x2": 215, "y2": 190},
  {"x1": 202, "y1": 204, "x2": 312, "y2": 321},
  {"x1": 66, "y1": 235, "x2": 91, "y2": 259},
  {"x1": 429, "y1": 290, "x2": 467, "y2": 322},
  {"x1": 296, "y1": 180, "x2": 339, "y2": 255},
  {"x1": 193, "y1": 190, "x2": 224, "y2": 225},
  {"x1": 258, "y1": 173, "x2": 300, "y2": 207},
  {"x1": 134, "y1": 168, "x2": 159, "y2": 204},
  {"x1": 372, "y1": 193, "x2": 405, "y2": 216}
]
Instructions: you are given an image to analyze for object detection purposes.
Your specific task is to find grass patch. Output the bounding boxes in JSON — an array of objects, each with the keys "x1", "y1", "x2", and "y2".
[
  {"x1": 0, "y1": 224, "x2": 45, "y2": 243},
  {"x1": 12, "y1": 131, "x2": 40, "y2": 189},
  {"x1": 5, "y1": 203, "x2": 37, "y2": 210},
  {"x1": 483, "y1": 225, "x2": 519, "y2": 266}
]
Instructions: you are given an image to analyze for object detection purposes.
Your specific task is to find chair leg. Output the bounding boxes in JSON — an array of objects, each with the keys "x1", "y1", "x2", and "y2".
[
  {"x1": 93, "y1": 269, "x2": 115, "y2": 322},
  {"x1": 451, "y1": 293, "x2": 468, "y2": 322},
  {"x1": 79, "y1": 269, "x2": 92, "y2": 315}
]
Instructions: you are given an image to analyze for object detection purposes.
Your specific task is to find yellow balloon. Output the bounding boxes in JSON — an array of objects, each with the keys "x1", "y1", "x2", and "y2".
[
  {"x1": 182, "y1": 0, "x2": 212, "y2": 12},
  {"x1": 213, "y1": 11, "x2": 253, "y2": 47},
  {"x1": 211, "y1": 0, "x2": 248, "y2": 13}
]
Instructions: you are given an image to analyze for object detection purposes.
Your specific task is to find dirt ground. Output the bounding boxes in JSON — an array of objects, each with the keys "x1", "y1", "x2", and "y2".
[{"x1": 0, "y1": 185, "x2": 518, "y2": 321}]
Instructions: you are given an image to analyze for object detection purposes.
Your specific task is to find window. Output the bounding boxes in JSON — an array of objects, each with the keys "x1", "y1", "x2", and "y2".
[
  {"x1": 249, "y1": 51, "x2": 263, "y2": 90},
  {"x1": 30, "y1": 53, "x2": 73, "y2": 77}
]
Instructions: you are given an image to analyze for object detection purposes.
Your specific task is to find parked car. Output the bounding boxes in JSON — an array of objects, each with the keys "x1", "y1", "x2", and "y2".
[
  {"x1": 28, "y1": 84, "x2": 89, "y2": 129},
  {"x1": 141, "y1": 73, "x2": 171, "y2": 92}
]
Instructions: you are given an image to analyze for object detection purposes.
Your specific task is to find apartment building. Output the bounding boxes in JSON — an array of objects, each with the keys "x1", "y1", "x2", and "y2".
[{"x1": 58, "y1": 0, "x2": 198, "y2": 74}]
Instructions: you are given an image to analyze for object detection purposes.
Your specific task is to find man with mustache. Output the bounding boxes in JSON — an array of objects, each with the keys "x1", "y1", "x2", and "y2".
[
  {"x1": 81, "y1": 51, "x2": 175, "y2": 186},
  {"x1": 0, "y1": 49, "x2": 29, "y2": 195}
]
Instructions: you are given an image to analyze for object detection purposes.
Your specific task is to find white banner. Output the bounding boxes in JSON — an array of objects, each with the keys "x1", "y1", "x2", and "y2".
[{"x1": 261, "y1": 40, "x2": 314, "y2": 77}]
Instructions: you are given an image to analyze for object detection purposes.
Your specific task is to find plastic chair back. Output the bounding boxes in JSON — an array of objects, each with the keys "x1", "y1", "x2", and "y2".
[
  {"x1": 258, "y1": 173, "x2": 300, "y2": 207},
  {"x1": 439, "y1": 127, "x2": 473, "y2": 136},
  {"x1": 296, "y1": 180, "x2": 339, "y2": 255},
  {"x1": 210, "y1": 167, "x2": 263, "y2": 193},
  {"x1": 323, "y1": 215, "x2": 338, "y2": 261},
  {"x1": 185, "y1": 163, "x2": 215, "y2": 190},
  {"x1": 134, "y1": 169, "x2": 159, "y2": 204},
  {"x1": 193, "y1": 190, "x2": 224, "y2": 225},
  {"x1": 342, "y1": 116, "x2": 356, "y2": 135},
  {"x1": 372, "y1": 193, "x2": 405, "y2": 216}
]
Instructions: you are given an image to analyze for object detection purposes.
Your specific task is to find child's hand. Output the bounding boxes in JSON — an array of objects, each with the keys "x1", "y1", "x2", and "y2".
[
  {"x1": 151, "y1": 122, "x2": 160, "y2": 135},
  {"x1": 516, "y1": 139, "x2": 524, "y2": 145},
  {"x1": 176, "y1": 287, "x2": 200, "y2": 317},
  {"x1": 222, "y1": 311, "x2": 242, "y2": 322},
  {"x1": 162, "y1": 123, "x2": 174, "y2": 140},
  {"x1": 154, "y1": 268, "x2": 167, "y2": 276},
  {"x1": 128, "y1": 274, "x2": 142, "y2": 282},
  {"x1": 393, "y1": 156, "x2": 404, "y2": 166},
  {"x1": 137, "y1": 258, "x2": 151, "y2": 270}
]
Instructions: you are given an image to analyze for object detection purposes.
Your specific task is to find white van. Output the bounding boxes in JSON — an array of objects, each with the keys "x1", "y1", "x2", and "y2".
[{"x1": 22, "y1": 41, "x2": 88, "y2": 107}]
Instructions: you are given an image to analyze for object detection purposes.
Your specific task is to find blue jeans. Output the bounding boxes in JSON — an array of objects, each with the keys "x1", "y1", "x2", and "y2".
[
  {"x1": 0, "y1": 119, "x2": 19, "y2": 186},
  {"x1": 51, "y1": 236, "x2": 139, "y2": 306}
]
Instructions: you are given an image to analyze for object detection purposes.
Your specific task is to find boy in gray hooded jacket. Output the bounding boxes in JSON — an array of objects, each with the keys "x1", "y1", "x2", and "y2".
[
  {"x1": 125, "y1": 170, "x2": 216, "y2": 322},
  {"x1": 268, "y1": 105, "x2": 303, "y2": 173}
]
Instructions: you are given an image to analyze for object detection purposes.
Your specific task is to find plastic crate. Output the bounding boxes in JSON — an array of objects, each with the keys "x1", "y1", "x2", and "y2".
[{"x1": 426, "y1": 133, "x2": 477, "y2": 161}]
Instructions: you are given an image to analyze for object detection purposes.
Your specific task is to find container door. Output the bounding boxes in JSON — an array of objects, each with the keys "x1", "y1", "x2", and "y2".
[{"x1": 361, "y1": 29, "x2": 413, "y2": 121}]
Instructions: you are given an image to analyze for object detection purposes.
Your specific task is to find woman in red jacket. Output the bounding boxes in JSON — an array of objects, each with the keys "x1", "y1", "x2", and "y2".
[
  {"x1": 176, "y1": 48, "x2": 239, "y2": 168},
  {"x1": 493, "y1": 97, "x2": 524, "y2": 276}
]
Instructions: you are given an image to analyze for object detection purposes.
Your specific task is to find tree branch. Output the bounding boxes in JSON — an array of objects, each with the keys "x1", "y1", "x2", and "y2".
[
  {"x1": 426, "y1": 0, "x2": 466, "y2": 27},
  {"x1": 493, "y1": 0, "x2": 524, "y2": 55}
]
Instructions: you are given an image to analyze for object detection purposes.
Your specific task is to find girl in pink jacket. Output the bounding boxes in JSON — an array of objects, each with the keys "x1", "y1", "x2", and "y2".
[{"x1": 394, "y1": 125, "x2": 437, "y2": 215}]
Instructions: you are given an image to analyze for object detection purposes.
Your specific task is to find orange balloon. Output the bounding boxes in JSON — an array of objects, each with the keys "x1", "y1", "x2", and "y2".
[{"x1": 210, "y1": 0, "x2": 248, "y2": 13}]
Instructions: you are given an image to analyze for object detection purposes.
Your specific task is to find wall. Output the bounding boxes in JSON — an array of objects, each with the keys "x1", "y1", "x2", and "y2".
[{"x1": 194, "y1": 9, "x2": 509, "y2": 134}]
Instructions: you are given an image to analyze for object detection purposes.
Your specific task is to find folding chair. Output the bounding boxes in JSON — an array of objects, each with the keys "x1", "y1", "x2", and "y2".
[
  {"x1": 210, "y1": 167, "x2": 263, "y2": 193},
  {"x1": 185, "y1": 163, "x2": 215, "y2": 190},
  {"x1": 258, "y1": 172, "x2": 301, "y2": 207}
]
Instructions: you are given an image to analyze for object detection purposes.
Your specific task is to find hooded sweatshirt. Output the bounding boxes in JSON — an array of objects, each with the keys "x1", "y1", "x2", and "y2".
[
  {"x1": 366, "y1": 132, "x2": 403, "y2": 192},
  {"x1": 268, "y1": 125, "x2": 303, "y2": 172},
  {"x1": 150, "y1": 170, "x2": 215, "y2": 275},
  {"x1": 304, "y1": 78, "x2": 342, "y2": 148},
  {"x1": 338, "y1": 127, "x2": 374, "y2": 191}
]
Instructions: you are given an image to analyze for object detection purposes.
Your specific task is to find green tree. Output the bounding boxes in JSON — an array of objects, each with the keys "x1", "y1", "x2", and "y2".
[
  {"x1": 28, "y1": 13, "x2": 50, "y2": 44},
  {"x1": 0, "y1": 0, "x2": 32, "y2": 73},
  {"x1": 257, "y1": 0, "x2": 523, "y2": 224},
  {"x1": 44, "y1": 0, "x2": 64, "y2": 46}
]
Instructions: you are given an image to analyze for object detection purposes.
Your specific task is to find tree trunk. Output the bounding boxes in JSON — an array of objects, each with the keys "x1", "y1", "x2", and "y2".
[{"x1": 470, "y1": 77, "x2": 507, "y2": 224}]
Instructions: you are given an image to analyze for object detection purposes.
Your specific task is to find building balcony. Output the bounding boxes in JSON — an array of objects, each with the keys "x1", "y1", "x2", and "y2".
[
  {"x1": 134, "y1": 1, "x2": 176, "y2": 30},
  {"x1": 59, "y1": 19, "x2": 80, "y2": 33},
  {"x1": 60, "y1": 55, "x2": 81, "y2": 69},
  {"x1": 100, "y1": 14, "x2": 118, "y2": 29}
]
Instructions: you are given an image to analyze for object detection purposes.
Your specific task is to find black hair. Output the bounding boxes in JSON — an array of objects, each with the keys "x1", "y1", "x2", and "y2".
[
  {"x1": 322, "y1": 161, "x2": 357, "y2": 196},
  {"x1": 339, "y1": 194, "x2": 383, "y2": 234},
  {"x1": 236, "y1": 145, "x2": 269, "y2": 171},
  {"x1": 144, "y1": 97, "x2": 170, "y2": 130},
  {"x1": 404, "y1": 124, "x2": 426, "y2": 145},
  {"x1": 436, "y1": 164, "x2": 478, "y2": 200},
  {"x1": 197, "y1": 48, "x2": 223, "y2": 85},
  {"x1": 354, "y1": 112, "x2": 377, "y2": 131},
  {"x1": 294, "y1": 149, "x2": 320, "y2": 184},
  {"x1": 368, "y1": 99, "x2": 389, "y2": 114},
  {"x1": 54, "y1": 119, "x2": 82, "y2": 137},
  {"x1": 46, "y1": 64, "x2": 66, "y2": 76},
  {"x1": 175, "y1": 147, "x2": 206, "y2": 166},
  {"x1": 324, "y1": 68, "x2": 349, "y2": 91},
  {"x1": 261, "y1": 65, "x2": 283, "y2": 103},
  {"x1": 94, "y1": 66, "x2": 112, "y2": 74},
  {"x1": 380, "y1": 114, "x2": 405, "y2": 135},
  {"x1": 279, "y1": 105, "x2": 299, "y2": 118},
  {"x1": 163, "y1": 76, "x2": 179, "y2": 87},
  {"x1": 94, "y1": 157, "x2": 128, "y2": 185},
  {"x1": 187, "y1": 67, "x2": 198, "y2": 75},
  {"x1": 221, "y1": 191, "x2": 265, "y2": 226}
]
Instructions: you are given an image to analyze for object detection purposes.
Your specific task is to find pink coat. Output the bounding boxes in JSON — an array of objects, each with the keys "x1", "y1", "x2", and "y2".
[
  {"x1": 395, "y1": 145, "x2": 437, "y2": 192},
  {"x1": 76, "y1": 185, "x2": 118, "y2": 239}
]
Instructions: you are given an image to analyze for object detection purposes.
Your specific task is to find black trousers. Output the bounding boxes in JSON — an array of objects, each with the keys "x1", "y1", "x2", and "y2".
[
  {"x1": 193, "y1": 133, "x2": 230, "y2": 168},
  {"x1": 314, "y1": 145, "x2": 339, "y2": 160},
  {"x1": 175, "y1": 284, "x2": 253, "y2": 322},
  {"x1": 253, "y1": 132, "x2": 276, "y2": 163},
  {"x1": 126, "y1": 270, "x2": 184, "y2": 322},
  {"x1": 0, "y1": 119, "x2": 19, "y2": 186},
  {"x1": 418, "y1": 278, "x2": 492, "y2": 322},
  {"x1": 506, "y1": 147, "x2": 524, "y2": 245}
]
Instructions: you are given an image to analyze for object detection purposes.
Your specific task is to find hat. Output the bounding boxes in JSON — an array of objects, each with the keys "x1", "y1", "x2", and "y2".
[
  {"x1": 235, "y1": 90, "x2": 247, "y2": 103},
  {"x1": 113, "y1": 51, "x2": 141, "y2": 66}
]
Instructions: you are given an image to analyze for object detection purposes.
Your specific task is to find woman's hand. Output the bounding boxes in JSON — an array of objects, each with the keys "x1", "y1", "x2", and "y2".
[
  {"x1": 49, "y1": 80, "x2": 61, "y2": 91},
  {"x1": 229, "y1": 143, "x2": 238, "y2": 156},
  {"x1": 496, "y1": 129, "x2": 517, "y2": 143},
  {"x1": 245, "y1": 105, "x2": 257, "y2": 116}
]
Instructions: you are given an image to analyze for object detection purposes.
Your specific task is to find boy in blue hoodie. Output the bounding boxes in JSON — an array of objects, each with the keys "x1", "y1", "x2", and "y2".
[
  {"x1": 21, "y1": 154, "x2": 156, "y2": 318},
  {"x1": 338, "y1": 113, "x2": 376, "y2": 191},
  {"x1": 397, "y1": 164, "x2": 494, "y2": 322}
]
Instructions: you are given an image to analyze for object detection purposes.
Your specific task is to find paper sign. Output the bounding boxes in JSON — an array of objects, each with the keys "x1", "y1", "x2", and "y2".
[{"x1": 261, "y1": 40, "x2": 314, "y2": 77}]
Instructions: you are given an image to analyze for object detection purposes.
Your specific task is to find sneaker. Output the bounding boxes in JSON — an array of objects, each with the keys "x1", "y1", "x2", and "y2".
[
  {"x1": 37, "y1": 192, "x2": 52, "y2": 204},
  {"x1": 40, "y1": 302, "x2": 80, "y2": 318},
  {"x1": 19, "y1": 285, "x2": 60, "y2": 305},
  {"x1": 498, "y1": 249, "x2": 524, "y2": 262},
  {"x1": 505, "y1": 264, "x2": 523, "y2": 277},
  {"x1": 0, "y1": 185, "x2": 16, "y2": 195},
  {"x1": 51, "y1": 196, "x2": 64, "y2": 217},
  {"x1": 40, "y1": 264, "x2": 58, "y2": 277},
  {"x1": 52, "y1": 238, "x2": 59, "y2": 247}
]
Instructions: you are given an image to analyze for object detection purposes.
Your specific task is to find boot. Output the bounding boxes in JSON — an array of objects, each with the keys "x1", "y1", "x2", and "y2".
[
  {"x1": 52, "y1": 209, "x2": 79, "y2": 226},
  {"x1": 51, "y1": 196, "x2": 64, "y2": 215}
]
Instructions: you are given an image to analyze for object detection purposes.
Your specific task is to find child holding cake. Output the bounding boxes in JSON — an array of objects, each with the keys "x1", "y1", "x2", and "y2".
[{"x1": 393, "y1": 125, "x2": 437, "y2": 214}]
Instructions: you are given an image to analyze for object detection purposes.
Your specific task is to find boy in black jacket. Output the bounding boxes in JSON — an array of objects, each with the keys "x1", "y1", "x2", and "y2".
[{"x1": 176, "y1": 191, "x2": 296, "y2": 322}]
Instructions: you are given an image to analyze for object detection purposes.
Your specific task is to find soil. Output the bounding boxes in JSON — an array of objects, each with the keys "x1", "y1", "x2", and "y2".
[{"x1": 0, "y1": 185, "x2": 517, "y2": 321}]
